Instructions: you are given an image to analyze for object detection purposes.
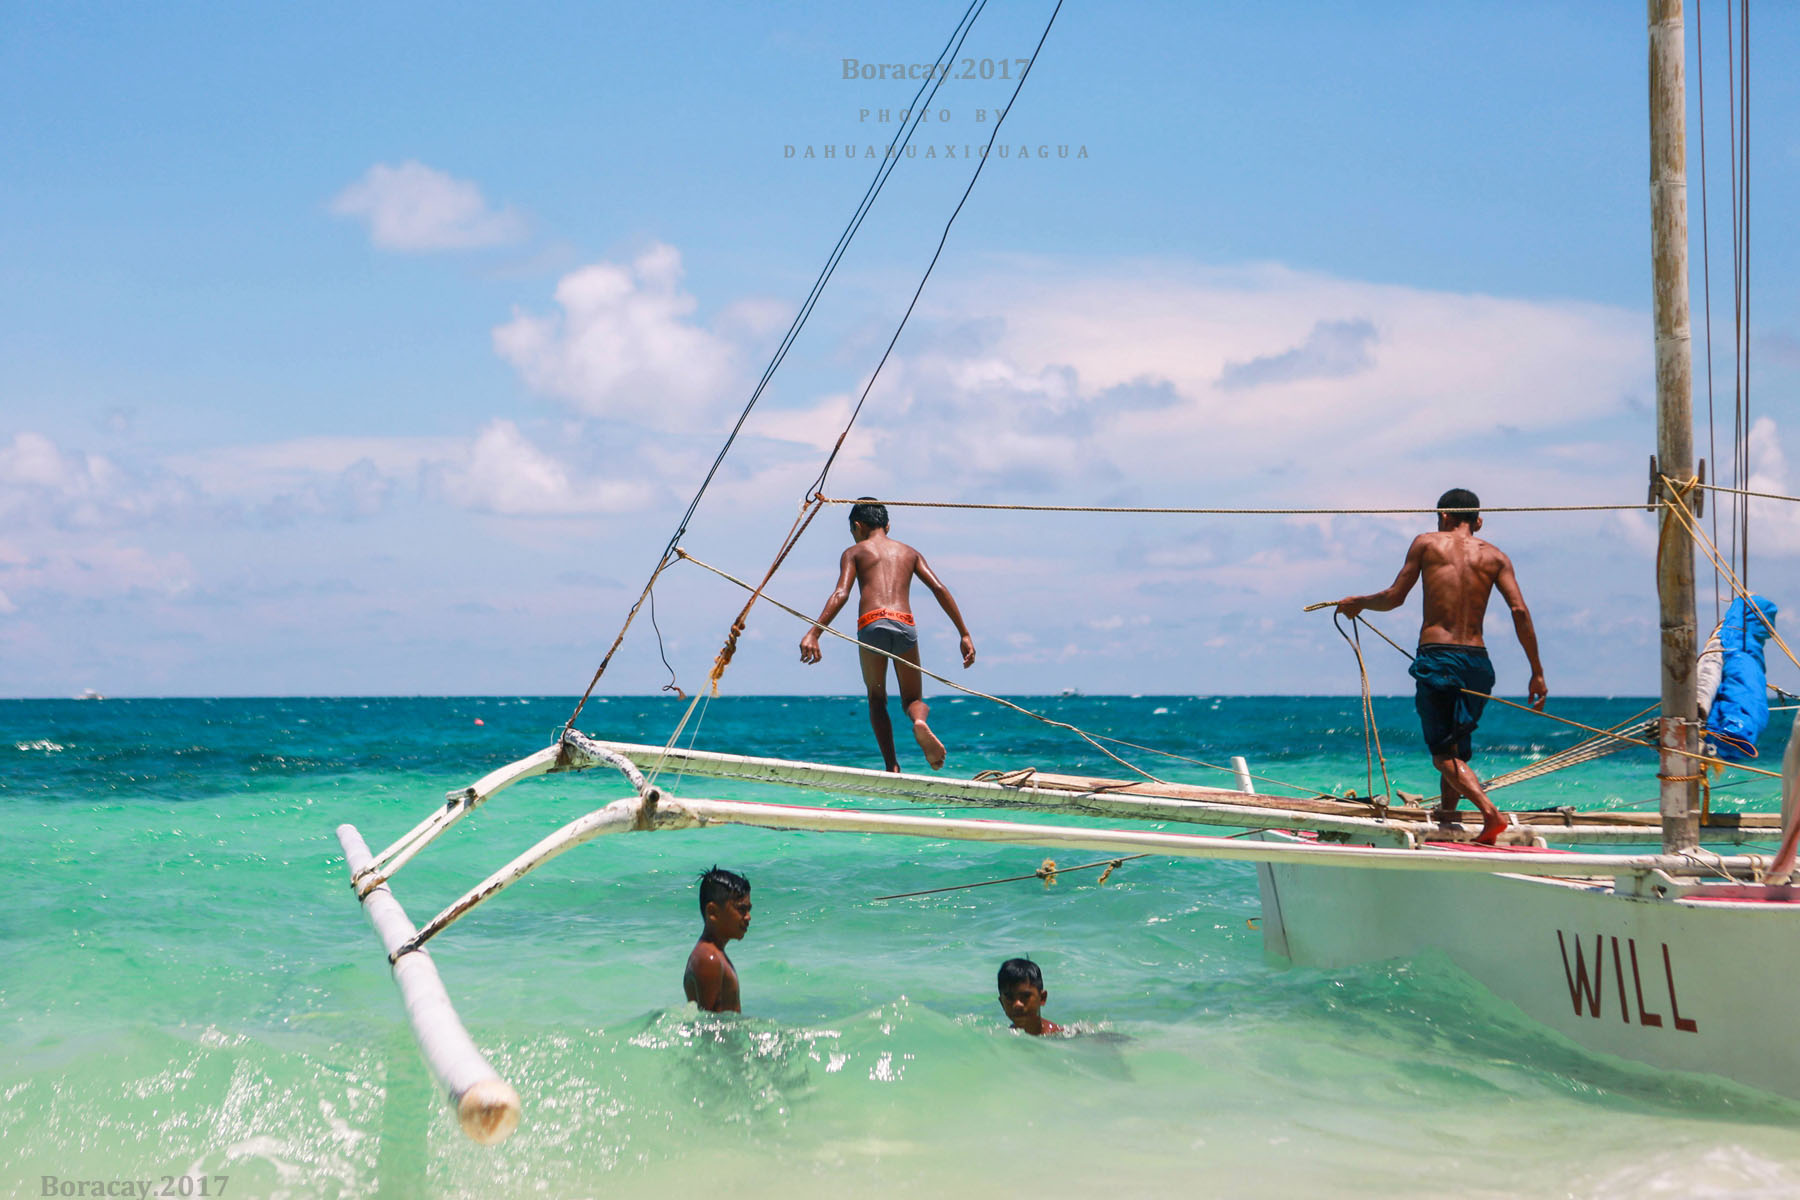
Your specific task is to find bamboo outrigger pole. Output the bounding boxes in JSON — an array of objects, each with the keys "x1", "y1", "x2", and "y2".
[{"x1": 1650, "y1": 0, "x2": 1700, "y2": 854}]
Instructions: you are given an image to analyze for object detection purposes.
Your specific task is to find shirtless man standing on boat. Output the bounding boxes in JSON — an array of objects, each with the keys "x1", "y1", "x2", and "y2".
[
  {"x1": 1335, "y1": 488, "x2": 1548, "y2": 844},
  {"x1": 800, "y1": 498, "x2": 976, "y2": 772}
]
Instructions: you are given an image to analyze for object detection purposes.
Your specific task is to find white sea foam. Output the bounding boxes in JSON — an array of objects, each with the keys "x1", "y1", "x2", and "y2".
[{"x1": 14, "y1": 739, "x2": 65, "y2": 752}]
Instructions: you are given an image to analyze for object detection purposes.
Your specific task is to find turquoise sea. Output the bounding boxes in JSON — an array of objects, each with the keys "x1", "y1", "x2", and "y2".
[{"x1": 5, "y1": 695, "x2": 1800, "y2": 1199}]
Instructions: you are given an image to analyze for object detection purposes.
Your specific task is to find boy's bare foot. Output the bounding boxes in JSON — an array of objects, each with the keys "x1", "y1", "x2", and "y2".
[
  {"x1": 912, "y1": 719, "x2": 946, "y2": 770},
  {"x1": 1430, "y1": 804, "x2": 1464, "y2": 831},
  {"x1": 1474, "y1": 813, "x2": 1511, "y2": 846}
]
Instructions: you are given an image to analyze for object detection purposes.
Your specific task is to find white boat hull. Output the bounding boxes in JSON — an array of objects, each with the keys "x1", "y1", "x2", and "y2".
[{"x1": 1257, "y1": 853, "x2": 1800, "y2": 1099}]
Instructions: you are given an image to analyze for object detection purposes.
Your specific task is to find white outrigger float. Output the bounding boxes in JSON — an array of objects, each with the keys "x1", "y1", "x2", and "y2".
[{"x1": 338, "y1": 0, "x2": 1800, "y2": 1144}]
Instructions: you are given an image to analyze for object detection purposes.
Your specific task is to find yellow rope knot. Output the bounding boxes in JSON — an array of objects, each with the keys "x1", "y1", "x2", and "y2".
[
  {"x1": 1036, "y1": 858, "x2": 1058, "y2": 888},
  {"x1": 706, "y1": 618, "x2": 747, "y2": 696}
]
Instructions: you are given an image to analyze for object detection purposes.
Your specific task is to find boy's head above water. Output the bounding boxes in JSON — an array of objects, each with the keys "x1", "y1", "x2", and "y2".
[
  {"x1": 697, "y1": 866, "x2": 752, "y2": 940},
  {"x1": 998, "y1": 957, "x2": 1054, "y2": 1035}
]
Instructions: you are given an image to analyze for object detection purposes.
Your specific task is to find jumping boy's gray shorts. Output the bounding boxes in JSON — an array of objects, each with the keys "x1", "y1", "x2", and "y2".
[{"x1": 857, "y1": 617, "x2": 918, "y2": 657}]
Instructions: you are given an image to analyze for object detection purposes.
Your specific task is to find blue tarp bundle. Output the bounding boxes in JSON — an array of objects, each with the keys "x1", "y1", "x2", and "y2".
[{"x1": 1705, "y1": 594, "x2": 1779, "y2": 761}]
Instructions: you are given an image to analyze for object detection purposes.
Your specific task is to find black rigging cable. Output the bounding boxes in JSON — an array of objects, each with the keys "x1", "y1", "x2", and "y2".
[
  {"x1": 1739, "y1": 0, "x2": 1750, "y2": 587},
  {"x1": 1697, "y1": 0, "x2": 1721, "y2": 624},
  {"x1": 563, "y1": 0, "x2": 992, "y2": 727},
  {"x1": 808, "y1": 0, "x2": 1066, "y2": 498}
]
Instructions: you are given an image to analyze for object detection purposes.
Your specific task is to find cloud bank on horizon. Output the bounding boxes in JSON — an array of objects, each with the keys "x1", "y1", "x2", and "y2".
[{"x1": 7, "y1": 155, "x2": 1793, "y2": 698}]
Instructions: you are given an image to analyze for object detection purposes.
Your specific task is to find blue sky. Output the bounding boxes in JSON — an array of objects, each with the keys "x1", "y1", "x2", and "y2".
[{"x1": 3, "y1": 1, "x2": 1798, "y2": 698}]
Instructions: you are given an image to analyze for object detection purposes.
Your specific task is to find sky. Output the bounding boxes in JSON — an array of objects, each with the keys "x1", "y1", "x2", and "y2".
[{"x1": 3, "y1": 1, "x2": 1799, "y2": 699}]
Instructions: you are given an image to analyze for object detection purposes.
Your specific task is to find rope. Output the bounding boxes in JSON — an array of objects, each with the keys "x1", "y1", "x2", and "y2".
[
  {"x1": 702, "y1": 495, "x2": 826, "y2": 695},
  {"x1": 1484, "y1": 710, "x2": 1659, "y2": 791},
  {"x1": 672, "y1": 548, "x2": 1349, "y2": 800},
  {"x1": 804, "y1": 0, "x2": 1065, "y2": 502},
  {"x1": 667, "y1": 0, "x2": 1064, "y2": 713},
  {"x1": 821, "y1": 497, "x2": 1653, "y2": 517},
  {"x1": 1332, "y1": 611, "x2": 1394, "y2": 805},
  {"x1": 559, "y1": 0, "x2": 992, "y2": 733},
  {"x1": 1697, "y1": 0, "x2": 1721, "y2": 626},
  {"x1": 1662, "y1": 478, "x2": 1800, "y2": 679},
  {"x1": 872, "y1": 854, "x2": 1148, "y2": 902},
  {"x1": 1306, "y1": 600, "x2": 1778, "y2": 784},
  {"x1": 1466, "y1": 689, "x2": 1781, "y2": 781},
  {"x1": 676, "y1": 548, "x2": 1165, "y2": 782},
  {"x1": 563, "y1": 553, "x2": 677, "y2": 733}
]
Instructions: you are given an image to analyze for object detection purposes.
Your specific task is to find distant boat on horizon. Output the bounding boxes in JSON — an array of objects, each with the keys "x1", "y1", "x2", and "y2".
[{"x1": 74, "y1": 688, "x2": 105, "y2": 701}]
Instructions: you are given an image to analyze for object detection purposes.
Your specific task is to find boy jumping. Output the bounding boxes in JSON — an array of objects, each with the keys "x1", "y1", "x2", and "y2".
[
  {"x1": 799, "y1": 498, "x2": 975, "y2": 772},
  {"x1": 684, "y1": 866, "x2": 751, "y2": 1013}
]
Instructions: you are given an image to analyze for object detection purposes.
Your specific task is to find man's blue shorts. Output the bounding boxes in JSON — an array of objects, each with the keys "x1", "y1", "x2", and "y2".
[{"x1": 1409, "y1": 644, "x2": 1495, "y2": 762}]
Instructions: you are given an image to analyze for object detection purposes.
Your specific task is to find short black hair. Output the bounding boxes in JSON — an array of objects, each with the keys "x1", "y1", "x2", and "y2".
[
  {"x1": 1436, "y1": 487, "x2": 1480, "y2": 529},
  {"x1": 997, "y1": 957, "x2": 1044, "y2": 992},
  {"x1": 698, "y1": 866, "x2": 750, "y2": 913},
  {"x1": 849, "y1": 497, "x2": 889, "y2": 531}
]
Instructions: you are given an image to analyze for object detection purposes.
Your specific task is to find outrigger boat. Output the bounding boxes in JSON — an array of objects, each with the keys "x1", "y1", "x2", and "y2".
[{"x1": 338, "y1": 0, "x2": 1799, "y2": 1145}]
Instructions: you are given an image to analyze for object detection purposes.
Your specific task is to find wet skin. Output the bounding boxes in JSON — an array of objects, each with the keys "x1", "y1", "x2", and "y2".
[
  {"x1": 1000, "y1": 981, "x2": 1061, "y2": 1036},
  {"x1": 684, "y1": 894, "x2": 751, "y2": 1013},
  {"x1": 800, "y1": 523, "x2": 975, "y2": 772},
  {"x1": 1336, "y1": 514, "x2": 1548, "y2": 845}
]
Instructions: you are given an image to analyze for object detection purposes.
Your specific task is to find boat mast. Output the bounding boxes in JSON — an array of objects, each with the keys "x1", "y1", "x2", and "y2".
[{"x1": 1649, "y1": 0, "x2": 1699, "y2": 853}]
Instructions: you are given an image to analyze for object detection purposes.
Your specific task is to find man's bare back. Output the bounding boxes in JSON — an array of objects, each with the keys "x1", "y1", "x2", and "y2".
[
  {"x1": 800, "y1": 500, "x2": 975, "y2": 772},
  {"x1": 1412, "y1": 530, "x2": 1510, "y2": 647}
]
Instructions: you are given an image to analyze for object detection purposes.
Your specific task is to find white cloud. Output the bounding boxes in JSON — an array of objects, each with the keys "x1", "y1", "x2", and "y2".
[
  {"x1": 330, "y1": 161, "x2": 526, "y2": 252},
  {"x1": 1740, "y1": 417, "x2": 1800, "y2": 557},
  {"x1": 795, "y1": 262, "x2": 1650, "y2": 517},
  {"x1": 0, "y1": 537, "x2": 192, "y2": 605},
  {"x1": 435, "y1": 420, "x2": 655, "y2": 516},
  {"x1": 492, "y1": 243, "x2": 736, "y2": 431},
  {"x1": 0, "y1": 432, "x2": 192, "y2": 529}
]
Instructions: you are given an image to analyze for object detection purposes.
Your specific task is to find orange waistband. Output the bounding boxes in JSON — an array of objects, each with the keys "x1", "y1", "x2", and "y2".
[{"x1": 857, "y1": 608, "x2": 915, "y2": 629}]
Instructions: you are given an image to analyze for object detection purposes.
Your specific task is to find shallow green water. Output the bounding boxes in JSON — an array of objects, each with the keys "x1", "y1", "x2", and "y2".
[{"x1": 4, "y1": 696, "x2": 1798, "y2": 1198}]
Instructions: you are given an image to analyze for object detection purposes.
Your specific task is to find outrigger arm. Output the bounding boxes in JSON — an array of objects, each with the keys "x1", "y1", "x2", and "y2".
[{"x1": 339, "y1": 735, "x2": 1782, "y2": 1144}]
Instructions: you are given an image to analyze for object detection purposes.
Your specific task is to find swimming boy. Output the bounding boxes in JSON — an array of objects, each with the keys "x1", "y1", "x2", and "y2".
[
  {"x1": 998, "y1": 958, "x2": 1061, "y2": 1036},
  {"x1": 1335, "y1": 488, "x2": 1549, "y2": 844},
  {"x1": 684, "y1": 866, "x2": 751, "y2": 1013},
  {"x1": 799, "y1": 497, "x2": 976, "y2": 772}
]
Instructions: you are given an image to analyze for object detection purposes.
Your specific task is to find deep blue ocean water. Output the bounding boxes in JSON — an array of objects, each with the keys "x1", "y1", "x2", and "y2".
[{"x1": 4, "y1": 695, "x2": 1799, "y2": 1198}]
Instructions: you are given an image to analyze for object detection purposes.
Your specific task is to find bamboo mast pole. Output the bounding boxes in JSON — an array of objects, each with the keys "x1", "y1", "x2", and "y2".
[{"x1": 1650, "y1": 0, "x2": 1700, "y2": 853}]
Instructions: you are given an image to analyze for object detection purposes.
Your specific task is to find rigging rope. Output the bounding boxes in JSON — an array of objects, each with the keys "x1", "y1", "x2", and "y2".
[
  {"x1": 820, "y1": 496, "x2": 1652, "y2": 516},
  {"x1": 1332, "y1": 611, "x2": 1394, "y2": 805},
  {"x1": 804, "y1": 0, "x2": 1066, "y2": 503},
  {"x1": 1693, "y1": 481, "x2": 1800, "y2": 505},
  {"x1": 671, "y1": 548, "x2": 1354, "y2": 801},
  {"x1": 1661, "y1": 477, "x2": 1800, "y2": 680},
  {"x1": 872, "y1": 853, "x2": 1150, "y2": 902},
  {"x1": 1696, "y1": 0, "x2": 1722, "y2": 626},
  {"x1": 1306, "y1": 599, "x2": 1780, "y2": 783},
  {"x1": 689, "y1": 0, "x2": 1065, "y2": 704},
  {"x1": 560, "y1": 0, "x2": 992, "y2": 732}
]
